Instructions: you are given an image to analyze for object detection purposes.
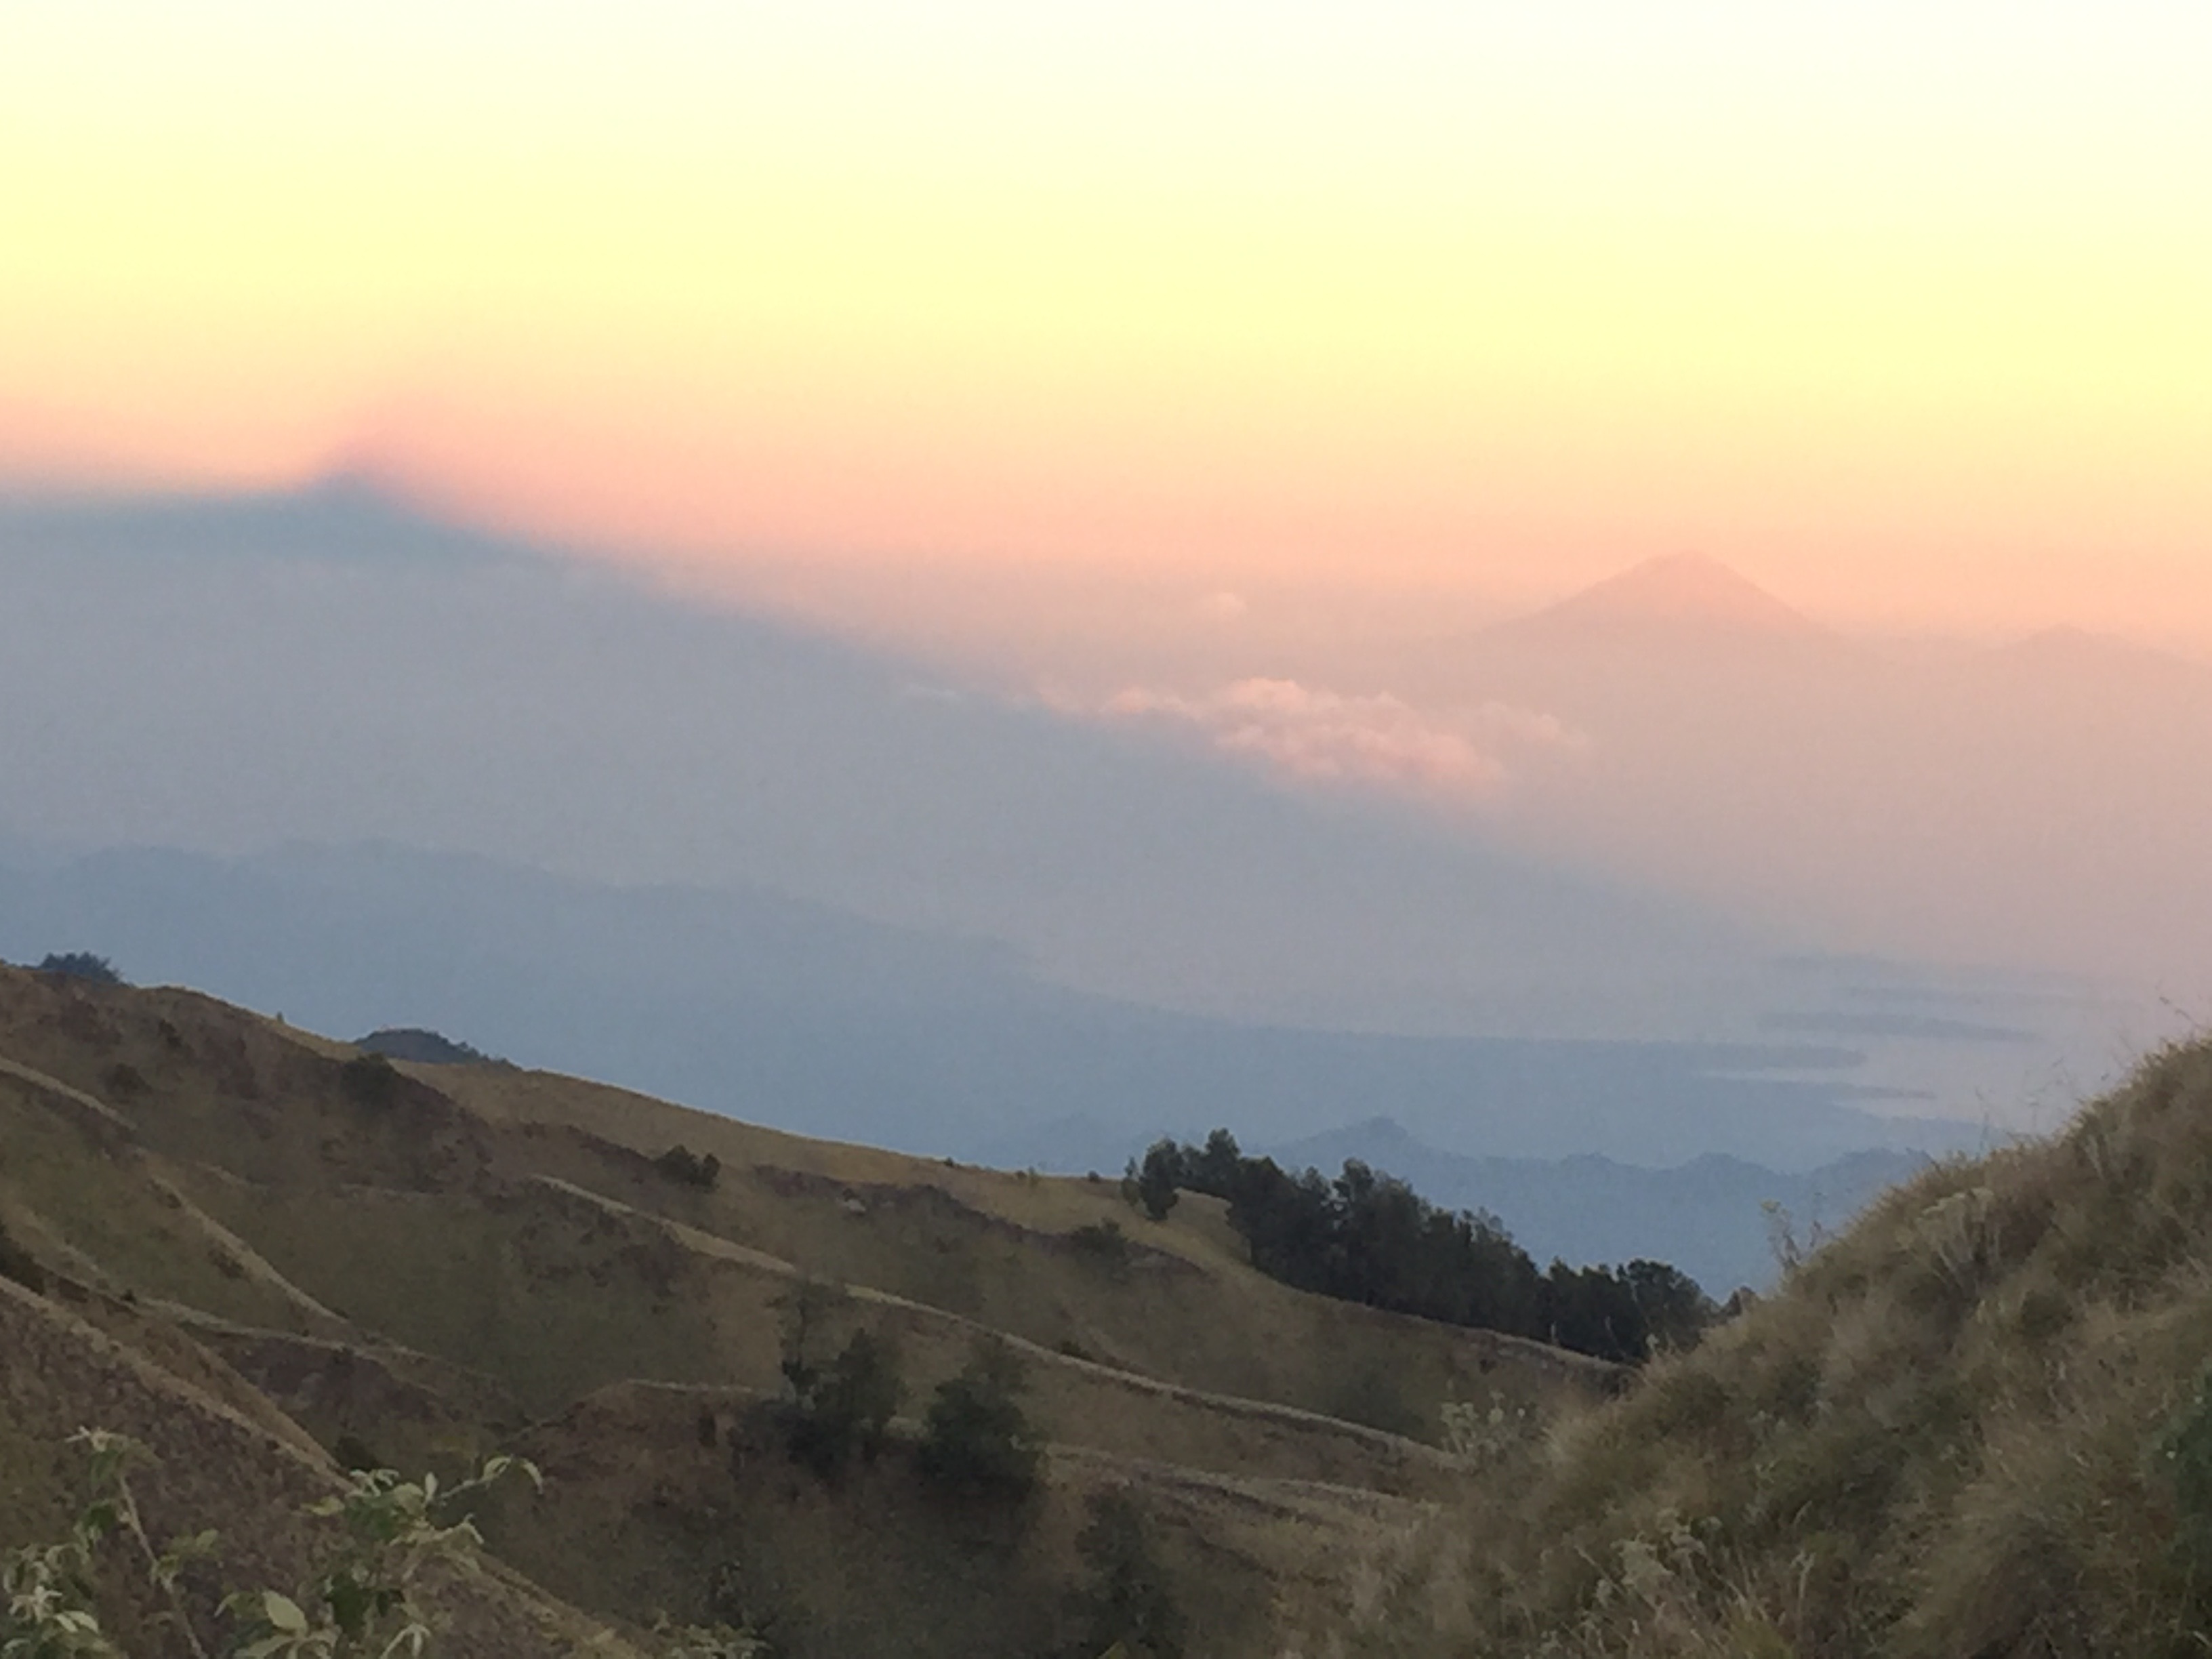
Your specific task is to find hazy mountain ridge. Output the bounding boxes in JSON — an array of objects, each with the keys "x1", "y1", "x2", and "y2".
[
  {"x1": 1271, "y1": 1118, "x2": 1932, "y2": 1293},
  {"x1": 0, "y1": 487, "x2": 1853, "y2": 1044},
  {"x1": 0, "y1": 840, "x2": 1987, "y2": 1191}
]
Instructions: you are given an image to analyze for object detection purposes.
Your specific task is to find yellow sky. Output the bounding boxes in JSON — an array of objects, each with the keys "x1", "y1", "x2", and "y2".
[{"x1": 6, "y1": 1, "x2": 2212, "y2": 644}]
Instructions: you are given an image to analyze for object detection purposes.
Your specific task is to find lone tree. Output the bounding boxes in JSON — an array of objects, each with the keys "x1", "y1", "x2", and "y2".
[
  {"x1": 1126, "y1": 1141, "x2": 1181, "y2": 1223},
  {"x1": 917, "y1": 1336, "x2": 1041, "y2": 1504}
]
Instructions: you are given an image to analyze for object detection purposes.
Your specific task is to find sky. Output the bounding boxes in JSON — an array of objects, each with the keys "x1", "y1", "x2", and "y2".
[{"x1": 6, "y1": 1, "x2": 2212, "y2": 653}]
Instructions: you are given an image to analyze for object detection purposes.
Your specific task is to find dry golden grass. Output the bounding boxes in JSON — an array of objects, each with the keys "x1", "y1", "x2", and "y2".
[
  {"x1": 0, "y1": 1058, "x2": 342, "y2": 1336},
  {"x1": 0, "y1": 964, "x2": 1605, "y2": 1441},
  {"x1": 478, "y1": 1375, "x2": 1439, "y2": 1659},
  {"x1": 0, "y1": 962, "x2": 1603, "y2": 1656},
  {"x1": 1340, "y1": 1034, "x2": 2212, "y2": 1658},
  {"x1": 430, "y1": 1052, "x2": 1613, "y2": 1427}
]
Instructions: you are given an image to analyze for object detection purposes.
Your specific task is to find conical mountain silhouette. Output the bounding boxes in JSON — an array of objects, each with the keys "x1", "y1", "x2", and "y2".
[{"x1": 1508, "y1": 553, "x2": 1822, "y2": 639}]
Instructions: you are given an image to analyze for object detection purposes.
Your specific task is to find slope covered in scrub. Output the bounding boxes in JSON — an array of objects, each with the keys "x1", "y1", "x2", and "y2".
[
  {"x1": 0, "y1": 962, "x2": 1616, "y2": 1656},
  {"x1": 1355, "y1": 1036, "x2": 2212, "y2": 1658}
]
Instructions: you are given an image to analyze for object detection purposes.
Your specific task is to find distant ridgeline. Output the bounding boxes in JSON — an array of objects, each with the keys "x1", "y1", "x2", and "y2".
[{"x1": 1133, "y1": 1132, "x2": 1713, "y2": 1364}]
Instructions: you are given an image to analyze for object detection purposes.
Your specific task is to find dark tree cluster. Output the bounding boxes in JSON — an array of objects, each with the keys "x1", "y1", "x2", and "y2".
[
  {"x1": 1140, "y1": 1131, "x2": 1713, "y2": 1364},
  {"x1": 783, "y1": 1329, "x2": 903, "y2": 1477},
  {"x1": 34, "y1": 952, "x2": 125, "y2": 985}
]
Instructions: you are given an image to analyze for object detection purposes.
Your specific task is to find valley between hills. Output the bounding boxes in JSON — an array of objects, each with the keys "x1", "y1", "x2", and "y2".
[{"x1": 9, "y1": 961, "x2": 2212, "y2": 1657}]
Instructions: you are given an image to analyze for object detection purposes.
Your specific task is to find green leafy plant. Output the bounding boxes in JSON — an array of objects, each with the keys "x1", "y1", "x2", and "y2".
[
  {"x1": 0, "y1": 1431, "x2": 537, "y2": 1659},
  {"x1": 222, "y1": 1457, "x2": 540, "y2": 1658},
  {"x1": 3, "y1": 1431, "x2": 215, "y2": 1659}
]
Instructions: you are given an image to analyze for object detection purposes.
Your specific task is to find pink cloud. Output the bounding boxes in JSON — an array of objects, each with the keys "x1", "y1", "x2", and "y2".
[{"x1": 1101, "y1": 678, "x2": 1580, "y2": 800}]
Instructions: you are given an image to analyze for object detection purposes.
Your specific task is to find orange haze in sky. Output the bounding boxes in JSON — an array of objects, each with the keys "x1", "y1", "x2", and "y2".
[{"x1": 5, "y1": 1, "x2": 2212, "y2": 655}]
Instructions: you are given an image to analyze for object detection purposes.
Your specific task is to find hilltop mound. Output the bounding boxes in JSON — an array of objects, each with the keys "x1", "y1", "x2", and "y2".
[
  {"x1": 1347, "y1": 1033, "x2": 2212, "y2": 1656},
  {"x1": 356, "y1": 1025, "x2": 499, "y2": 1065}
]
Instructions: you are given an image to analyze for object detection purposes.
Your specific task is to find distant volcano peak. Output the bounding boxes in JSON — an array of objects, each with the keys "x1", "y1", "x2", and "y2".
[{"x1": 1514, "y1": 553, "x2": 1822, "y2": 639}]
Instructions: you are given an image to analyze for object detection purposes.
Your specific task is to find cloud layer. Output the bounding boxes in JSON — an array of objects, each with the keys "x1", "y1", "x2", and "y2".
[{"x1": 1102, "y1": 678, "x2": 1581, "y2": 801}]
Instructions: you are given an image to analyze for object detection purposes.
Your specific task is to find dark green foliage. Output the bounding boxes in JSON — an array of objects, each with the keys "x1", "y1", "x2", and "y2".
[
  {"x1": 1132, "y1": 1143, "x2": 1180, "y2": 1222},
  {"x1": 1066, "y1": 1489, "x2": 1186, "y2": 1659},
  {"x1": 656, "y1": 1145, "x2": 722, "y2": 1190},
  {"x1": 1145, "y1": 1130, "x2": 1715, "y2": 1363},
  {"x1": 783, "y1": 1329, "x2": 903, "y2": 1479},
  {"x1": 1620, "y1": 1258, "x2": 1713, "y2": 1354},
  {"x1": 340, "y1": 1050, "x2": 402, "y2": 1109},
  {"x1": 1067, "y1": 1219, "x2": 1132, "y2": 1275},
  {"x1": 917, "y1": 1337, "x2": 1041, "y2": 1504},
  {"x1": 0, "y1": 1215, "x2": 46, "y2": 1293},
  {"x1": 35, "y1": 951, "x2": 124, "y2": 985}
]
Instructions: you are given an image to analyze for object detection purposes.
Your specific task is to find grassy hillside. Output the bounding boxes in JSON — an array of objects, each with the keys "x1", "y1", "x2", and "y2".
[
  {"x1": 0, "y1": 1277, "x2": 649, "y2": 1658},
  {"x1": 20, "y1": 961, "x2": 2212, "y2": 1654},
  {"x1": 1345, "y1": 1034, "x2": 2212, "y2": 1657},
  {"x1": 0, "y1": 963, "x2": 1614, "y2": 1656}
]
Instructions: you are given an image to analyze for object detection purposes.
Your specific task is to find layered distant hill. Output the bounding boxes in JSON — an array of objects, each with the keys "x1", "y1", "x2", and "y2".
[{"x1": 0, "y1": 841, "x2": 1980, "y2": 1212}]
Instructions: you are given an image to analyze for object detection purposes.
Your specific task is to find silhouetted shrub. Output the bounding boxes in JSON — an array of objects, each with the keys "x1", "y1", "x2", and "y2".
[
  {"x1": 35, "y1": 952, "x2": 123, "y2": 985},
  {"x1": 656, "y1": 1145, "x2": 722, "y2": 1191},
  {"x1": 1122, "y1": 1141, "x2": 1181, "y2": 1221},
  {"x1": 1067, "y1": 1488, "x2": 1186, "y2": 1659},
  {"x1": 783, "y1": 1328, "x2": 903, "y2": 1478},
  {"x1": 918, "y1": 1337, "x2": 1041, "y2": 1504},
  {"x1": 340, "y1": 1050, "x2": 401, "y2": 1109},
  {"x1": 1068, "y1": 1219, "x2": 1132, "y2": 1275},
  {"x1": 102, "y1": 1062, "x2": 148, "y2": 1100}
]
